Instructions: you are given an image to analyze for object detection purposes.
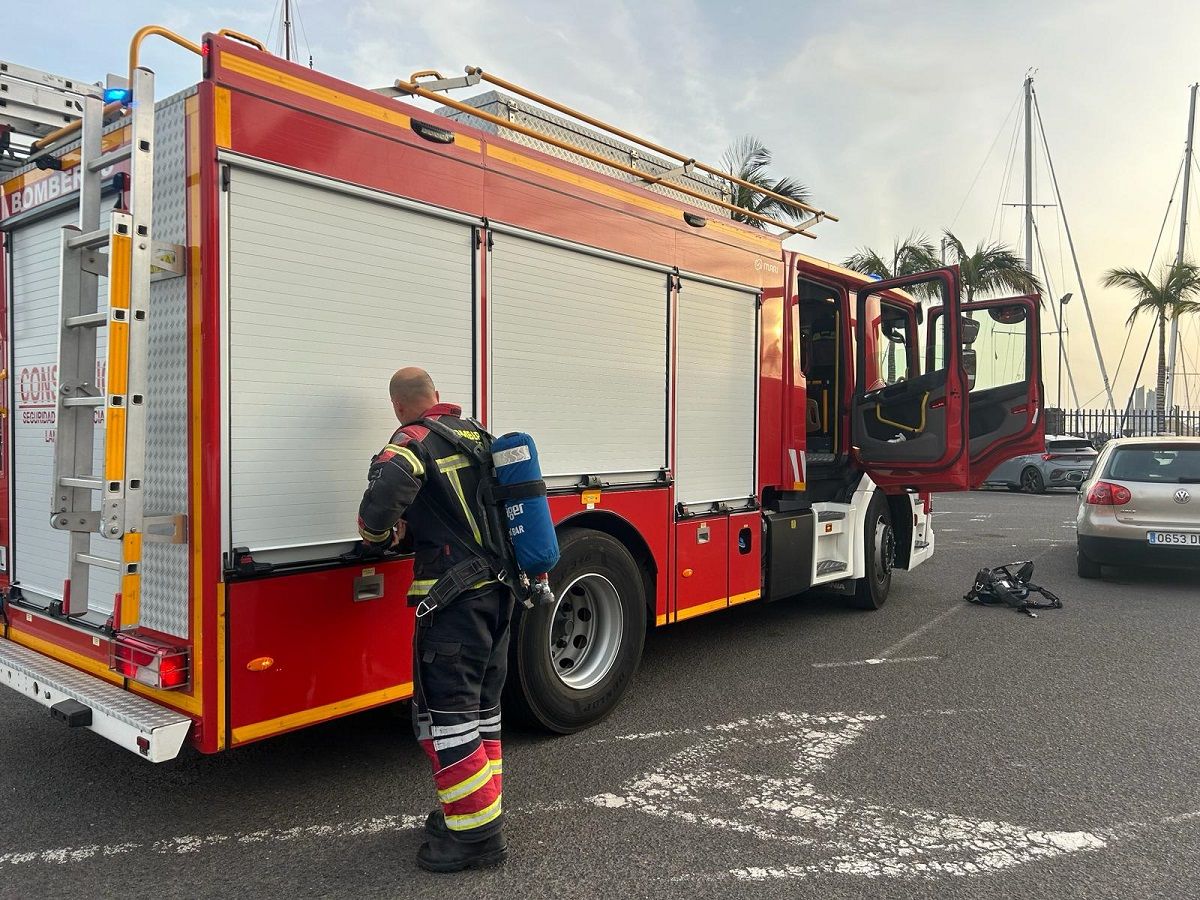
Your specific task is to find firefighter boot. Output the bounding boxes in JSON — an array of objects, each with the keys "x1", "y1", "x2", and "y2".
[
  {"x1": 425, "y1": 808, "x2": 448, "y2": 836},
  {"x1": 416, "y1": 829, "x2": 508, "y2": 873}
]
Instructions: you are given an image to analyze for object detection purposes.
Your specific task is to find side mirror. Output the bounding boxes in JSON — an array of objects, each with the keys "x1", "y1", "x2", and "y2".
[
  {"x1": 960, "y1": 316, "x2": 981, "y2": 345},
  {"x1": 962, "y1": 347, "x2": 977, "y2": 391},
  {"x1": 989, "y1": 304, "x2": 1028, "y2": 325}
]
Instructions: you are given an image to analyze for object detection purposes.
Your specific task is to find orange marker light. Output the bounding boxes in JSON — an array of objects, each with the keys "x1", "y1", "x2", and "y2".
[{"x1": 247, "y1": 657, "x2": 274, "y2": 672}]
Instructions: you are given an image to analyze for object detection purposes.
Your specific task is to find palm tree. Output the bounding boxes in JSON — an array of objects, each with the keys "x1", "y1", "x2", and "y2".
[
  {"x1": 720, "y1": 136, "x2": 811, "y2": 229},
  {"x1": 1102, "y1": 260, "x2": 1200, "y2": 429},
  {"x1": 843, "y1": 232, "x2": 943, "y2": 299},
  {"x1": 942, "y1": 231, "x2": 1041, "y2": 302}
]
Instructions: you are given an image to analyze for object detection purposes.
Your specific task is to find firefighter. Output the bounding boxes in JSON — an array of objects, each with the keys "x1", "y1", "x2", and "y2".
[{"x1": 357, "y1": 367, "x2": 513, "y2": 872}]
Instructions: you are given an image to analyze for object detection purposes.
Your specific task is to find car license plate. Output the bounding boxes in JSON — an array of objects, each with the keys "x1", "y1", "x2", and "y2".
[{"x1": 1146, "y1": 531, "x2": 1200, "y2": 546}]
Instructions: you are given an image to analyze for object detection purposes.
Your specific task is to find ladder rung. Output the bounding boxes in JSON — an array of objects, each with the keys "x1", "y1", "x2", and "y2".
[
  {"x1": 76, "y1": 553, "x2": 120, "y2": 571},
  {"x1": 60, "y1": 476, "x2": 103, "y2": 490},
  {"x1": 65, "y1": 312, "x2": 108, "y2": 329},
  {"x1": 62, "y1": 396, "x2": 104, "y2": 408},
  {"x1": 67, "y1": 228, "x2": 111, "y2": 250},
  {"x1": 88, "y1": 145, "x2": 132, "y2": 172}
]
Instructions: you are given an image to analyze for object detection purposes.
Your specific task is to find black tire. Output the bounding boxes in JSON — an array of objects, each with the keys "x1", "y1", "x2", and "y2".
[
  {"x1": 1006, "y1": 484, "x2": 1023, "y2": 493},
  {"x1": 850, "y1": 493, "x2": 895, "y2": 610},
  {"x1": 1077, "y1": 549, "x2": 1102, "y2": 579},
  {"x1": 506, "y1": 528, "x2": 647, "y2": 733},
  {"x1": 1020, "y1": 467, "x2": 1045, "y2": 494}
]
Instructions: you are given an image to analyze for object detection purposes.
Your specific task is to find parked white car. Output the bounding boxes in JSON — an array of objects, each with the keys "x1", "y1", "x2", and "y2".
[
  {"x1": 1076, "y1": 436, "x2": 1200, "y2": 578},
  {"x1": 982, "y1": 435, "x2": 1098, "y2": 493}
]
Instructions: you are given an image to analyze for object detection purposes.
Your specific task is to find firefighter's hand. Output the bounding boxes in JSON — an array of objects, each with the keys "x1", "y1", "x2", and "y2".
[
  {"x1": 391, "y1": 521, "x2": 407, "y2": 545},
  {"x1": 358, "y1": 540, "x2": 388, "y2": 559}
]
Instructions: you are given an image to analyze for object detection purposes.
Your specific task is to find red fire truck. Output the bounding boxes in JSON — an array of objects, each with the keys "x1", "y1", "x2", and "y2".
[{"x1": 0, "y1": 28, "x2": 1043, "y2": 762}]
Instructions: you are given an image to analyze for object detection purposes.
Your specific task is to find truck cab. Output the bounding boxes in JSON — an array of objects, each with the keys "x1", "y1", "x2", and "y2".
[
  {"x1": 771, "y1": 253, "x2": 1044, "y2": 604},
  {"x1": 786, "y1": 253, "x2": 1044, "y2": 496}
]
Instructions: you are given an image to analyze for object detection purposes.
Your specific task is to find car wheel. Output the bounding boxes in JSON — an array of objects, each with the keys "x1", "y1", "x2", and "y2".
[
  {"x1": 850, "y1": 493, "x2": 895, "y2": 610},
  {"x1": 1077, "y1": 549, "x2": 1102, "y2": 579},
  {"x1": 506, "y1": 528, "x2": 647, "y2": 733},
  {"x1": 1020, "y1": 467, "x2": 1045, "y2": 494}
]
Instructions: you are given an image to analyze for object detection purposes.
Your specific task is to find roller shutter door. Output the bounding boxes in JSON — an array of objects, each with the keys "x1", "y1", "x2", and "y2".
[
  {"x1": 8, "y1": 208, "x2": 120, "y2": 611},
  {"x1": 674, "y1": 278, "x2": 758, "y2": 507},
  {"x1": 225, "y1": 166, "x2": 474, "y2": 555},
  {"x1": 489, "y1": 234, "x2": 668, "y2": 479}
]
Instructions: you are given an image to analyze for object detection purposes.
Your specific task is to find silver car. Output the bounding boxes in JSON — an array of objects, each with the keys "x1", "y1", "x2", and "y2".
[
  {"x1": 1076, "y1": 436, "x2": 1200, "y2": 578},
  {"x1": 983, "y1": 435, "x2": 1098, "y2": 493}
]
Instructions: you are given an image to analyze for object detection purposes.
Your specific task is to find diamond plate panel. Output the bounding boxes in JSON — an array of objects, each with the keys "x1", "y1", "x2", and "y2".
[
  {"x1": 141, "y1": 89, "x2": 192, "y2": 638},
  {"x1": 6, "y1": 88, "x2": 194, "y2": 631},
  {"x1": 438, "y1": 91, "x2": 732, "y2": 217}
]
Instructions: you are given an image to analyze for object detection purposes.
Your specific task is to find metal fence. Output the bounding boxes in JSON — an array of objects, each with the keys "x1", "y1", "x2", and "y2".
[{"x1": 1046, "y1": 407, "x2": 1200, "y2": 445}]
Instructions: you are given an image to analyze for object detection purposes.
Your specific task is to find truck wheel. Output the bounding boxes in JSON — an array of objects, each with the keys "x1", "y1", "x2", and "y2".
[
  {"x1": 1020, "y1": 467, "x2": 1045, "y2": 494},
  {"x1": 1076, "y1": 549, "x2": 1102, "y2": 579},
  {"x1": 850, "y1": 493, "x2": 895, "y2": 610},
  {"x1": 507, "y1": 528, "x2": 647, "y2": 733}
]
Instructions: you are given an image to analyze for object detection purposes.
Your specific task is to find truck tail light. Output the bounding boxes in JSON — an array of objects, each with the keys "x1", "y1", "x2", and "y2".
[
  {"x1": 1085, "y1": 481, "x2": 1132, "y2": 506},
  {"x1": 111, "y1": 633, "x2": 190, "y2": 690}
]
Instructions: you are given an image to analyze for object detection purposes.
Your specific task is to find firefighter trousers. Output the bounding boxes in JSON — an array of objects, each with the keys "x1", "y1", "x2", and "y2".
[{"x1": 412, "y1": 584, "x2": 515, "y2": 841}]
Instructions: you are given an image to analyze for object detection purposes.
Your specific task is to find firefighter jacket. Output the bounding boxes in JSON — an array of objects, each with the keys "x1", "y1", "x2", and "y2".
[{"x1": 357, "y1": 403, "x2": 495, "y2": 606}]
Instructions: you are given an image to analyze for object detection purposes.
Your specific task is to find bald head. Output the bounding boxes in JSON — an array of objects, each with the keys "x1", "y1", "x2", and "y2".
[{"x1": 388, "y1": 367, "x2": 439, "y2": 424}]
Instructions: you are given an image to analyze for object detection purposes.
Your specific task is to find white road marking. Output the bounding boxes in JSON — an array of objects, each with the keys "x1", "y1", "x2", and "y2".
[
  {"x1": 0, "y1": 814, "x2": 425, "y2": 867},
  {"x1": 588, "y1": 708, "x2": 978, "y2": 745},
  {"x1": 588, "y1": 712, "x2": 1113, "y2": 881},
  {"x1": 812, "y1": 655, "x2": 940, "y2": 669},
  {"x1": 877, "y1": 603, "x2": 963, "y2": 659}
]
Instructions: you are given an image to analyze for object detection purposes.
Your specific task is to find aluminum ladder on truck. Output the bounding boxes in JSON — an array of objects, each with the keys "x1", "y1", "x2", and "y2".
[
  {"x1": 47, "y1": 66, "x2": 185, "y2": 628},
  {"x1": 0, "y1": 60, "x2": 100, "y2": 176}
]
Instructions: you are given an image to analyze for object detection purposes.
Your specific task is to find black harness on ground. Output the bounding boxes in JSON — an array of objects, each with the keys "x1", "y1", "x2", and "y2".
[
  {"x1": 964, "y1": 560, "x2": 1063, "y2": 618},
  {"x1": 415, "y1": 416, "x2": 528, "y2": 619}
]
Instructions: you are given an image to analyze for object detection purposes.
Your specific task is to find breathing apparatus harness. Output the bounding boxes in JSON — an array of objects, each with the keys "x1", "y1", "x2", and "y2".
[
  {"x1": 414, "y1": 417, "x2": 556, "y2": 619},
  {"x1": 964, "y1": 560, "x2": 1063, "y2": 617}
]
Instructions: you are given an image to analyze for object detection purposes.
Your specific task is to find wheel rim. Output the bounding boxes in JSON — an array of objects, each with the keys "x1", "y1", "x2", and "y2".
[
  {"x1": 1022, "y1": 470, "x2": 1040, "y2": 492},
  {"x1": 547, "y1": 573, "x2": 624, "y2": 691},
  {"x1": 872, "y1": 516, "x2": 895, "y2": 584}
]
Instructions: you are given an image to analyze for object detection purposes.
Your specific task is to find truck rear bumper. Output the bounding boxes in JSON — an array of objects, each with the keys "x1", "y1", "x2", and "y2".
[{"x1": 0, "y1": 636, "x2": 192, "y2": 762}]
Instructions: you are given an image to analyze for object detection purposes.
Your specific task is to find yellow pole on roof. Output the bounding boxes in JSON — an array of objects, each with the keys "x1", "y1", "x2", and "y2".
[
  {"x1": 413, "y1": 66, "x2": 838, "y2": 227},
  {"x1": 396, "y1": 74, "x2": 820, "y2": 238},
  {"x1": 32, "y1": 25, "x2": 264, "y2": 153}
]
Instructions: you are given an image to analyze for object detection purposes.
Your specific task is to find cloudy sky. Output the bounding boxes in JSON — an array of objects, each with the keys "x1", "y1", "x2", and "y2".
[{"x1": 7, "y1": 0, "x2": 1200, "y2": 409}]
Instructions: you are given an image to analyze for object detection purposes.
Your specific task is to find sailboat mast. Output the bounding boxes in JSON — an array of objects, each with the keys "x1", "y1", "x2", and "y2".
[
  {"x1": 284, "y1": 0, "x2": 294, "y2": 62},
  {"x1": 1024, "y1": 74, "x2": 1034, "y2": 271},
  {"x1": 1031, "y1": 85, "x2": 1117, "y2": 411},
  {"x1": 1165, "y1": 82, "x2": 1198, "y2": 416}
]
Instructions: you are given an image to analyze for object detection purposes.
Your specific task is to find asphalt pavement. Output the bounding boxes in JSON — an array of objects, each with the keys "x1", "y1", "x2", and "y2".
[{"x1": 2, "y1": 489, "x2": 1199, "y2": 899}]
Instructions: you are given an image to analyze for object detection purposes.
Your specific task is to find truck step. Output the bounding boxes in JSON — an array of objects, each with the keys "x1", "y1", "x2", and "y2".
[
  {"x1": 816, "y1": 559, "x2": 849, "y2": 575},
  {"x1": 0, "y1": 636, "x2": 191, "y2": 762},
  {"x1": 817, "y1": 510, "x2": 846, "y2": 522}
]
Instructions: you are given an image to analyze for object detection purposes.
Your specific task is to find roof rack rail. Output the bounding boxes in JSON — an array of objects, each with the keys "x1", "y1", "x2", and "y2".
[{"x1": 390, "y1": 67, "x2": 838, "y2": 239}]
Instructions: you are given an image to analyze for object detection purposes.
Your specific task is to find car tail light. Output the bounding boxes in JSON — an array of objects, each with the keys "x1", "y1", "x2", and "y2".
[
  {"x1": 1085, "y1": 481, "x2": 1132, "y2": 506},
  {"x1": 1041, "y1": 453, "x2": 1054, "y2": 461},
  {"x1": 111, "y1": 633, "x2": 190, "y2": 690}
]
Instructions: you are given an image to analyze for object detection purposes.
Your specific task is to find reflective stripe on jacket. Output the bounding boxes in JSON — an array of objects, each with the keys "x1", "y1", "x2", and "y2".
[{"x1": 357, "y1": 403, "x2": 494, "y2": 605}]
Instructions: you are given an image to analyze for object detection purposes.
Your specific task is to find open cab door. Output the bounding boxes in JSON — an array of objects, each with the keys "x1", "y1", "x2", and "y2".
[
  {"x1": 851, "y1": 268, "x2": 969, "y2": 491},
  {"x1": 927, "y1": 295, "x2": 1045, "y2": 488}
]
